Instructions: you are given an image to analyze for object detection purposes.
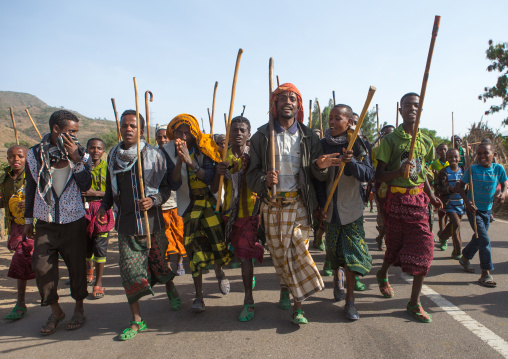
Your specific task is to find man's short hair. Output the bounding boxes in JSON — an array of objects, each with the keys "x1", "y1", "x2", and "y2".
[
  {"x1": 400, "y1": 92, "x2": 420, "y2": 107},
  {"x1": 86, "y1": 137, "x2": 104, "y2": 148},
  {"x1": 231, "y1": 116, "x2": 251, "y2": 133},
  {"x1": 333, "y1": 104, "x2": 353, "y2": 119},
  {"x1": 381, "y1": 125, "x2": 395, "y2": 132},
  {"x1": 121, "y1": 110, "x2": 145, "y2": 131},
  {"x1": 49, "y1": 110, "x2": 79, "y2": 131},
  {"x1": 7, "y1": 145, "x2": 27, "y2": 156}
]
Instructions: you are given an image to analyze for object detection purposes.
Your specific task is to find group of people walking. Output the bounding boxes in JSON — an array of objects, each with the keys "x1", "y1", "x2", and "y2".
[{"x1": 1, "y1": 83, "x2": 506, "y2": 340}]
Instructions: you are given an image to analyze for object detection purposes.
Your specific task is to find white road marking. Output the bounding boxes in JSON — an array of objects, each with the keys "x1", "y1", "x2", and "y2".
[{"x1": 402, "y1": 273, "x2": 508, "y2": 358}]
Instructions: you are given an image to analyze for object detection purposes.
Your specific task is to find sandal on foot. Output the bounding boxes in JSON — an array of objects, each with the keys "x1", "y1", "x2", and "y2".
[
  {"x1": 354, "y1": 277, "x2": 366, "y2": 291},
  {"x1": 190, "y1": 298, "x2": 205, "y2": 313},
  {"x1": 167, "y1": 286, "x2": 182, "y2": 311},
  {"x1": 459, "y1": 257, "x2": 475, "y2": 273},
  {"x1": 41, "y1": 312, "x2": 65, "y2": 336},
  {"x1": 119, "y1": 320, "x2": 147, "y2": 341},
  {"x1": 406, "y1": 301, "x2": 432, "y2": 323},
  {"x1": 376, "y1": 270, "x2": 394, "y2": 298},
  {"x1": 478, "y1": 274, "x2": 497, "y2": 287},
  {"x1": 86, "y1": 269, "x2": 93, "y2": 284},
  {"x1": 176, "y1": 263, "x2": 185, "y2": 276},
  {"x1": 291, "y1": 309, "x2": 308, "y2": 324},
  {"x1": 238, "y1": 304, "x2": 255, "y2": 322},
  {"x1": 279, "y1": 290, "x2": 292, "y2": 310},
  {"x1": 92, "y1": 286, "x2": 105, "y2": 299},
  {"x1": 440, "y1": 240, "x2": 448, "y2": 251},
  {"x1": 345, "y1": 301, "x2": 360, "y2": 321},
  {"x1": 252, "y1": 275, "x2": 256, "y2": 289},
  {"x1": 451, "y1": 253, "x2": 462, "y2": 260},
  {"x1": 5, "y1": 305, "x2": 27, "y2": 320},
  {"x1": 322, "y1": 261, "x2": 332, "y2": 276},
  {"x1": 217, "y1": 274, "x2": 230, "y2": 295},
  {"x1": 66, "y1": 313, "x2": 86, "y2": 330}
]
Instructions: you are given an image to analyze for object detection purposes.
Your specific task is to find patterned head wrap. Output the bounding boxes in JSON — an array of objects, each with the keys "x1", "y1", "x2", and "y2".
[
  {"x1": 270, "y1": 83, "x2": 304, "y2": 123},
  {"x1": 167, "y1": 114, "x2": 222, "y2": 163}
]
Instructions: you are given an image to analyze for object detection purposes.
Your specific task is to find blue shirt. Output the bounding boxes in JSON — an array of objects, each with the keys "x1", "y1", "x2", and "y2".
[
  {"x1": 444, "y1": 166, "x2": 464, "y2": 215},
  {"x1": 461, "y1": 163, "x2": 508, "y2": 211}
]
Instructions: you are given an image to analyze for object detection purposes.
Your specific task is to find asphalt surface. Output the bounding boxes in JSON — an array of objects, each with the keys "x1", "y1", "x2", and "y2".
[{"x1": 1, "y1": 208, "x2": 507, "y2": 359}]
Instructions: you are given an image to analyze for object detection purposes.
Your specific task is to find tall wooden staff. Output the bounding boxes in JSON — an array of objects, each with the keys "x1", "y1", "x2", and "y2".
[
  {"x1": 25, "y1": 109, "x2": 42, "y2": 139},
  {"x1": 207, "y1": 108, "x2": 212, "y2": 131},
  {"x1": 309, "y1": 100, "x2": 312, "y2": 128},
  {"x1": 111, "y1": 98, "x2": 121, "y2": 142},
  {"x1": 404, "y1": 15, "x2": 441, "y2": 179},
  {"x1": 316, "y1": 100, "x2": 323, "y2": 135},
  {"x1": 396, "y1": 101, "x2": 399, "y2": 127},
  {"x1": 133, "y1": 77, "x2": 152, "y2": 249},
  {"x1": 323, "y1": 86, "x2": 377, "y2": 212},
  {"x1": 333, "y1": 91, "x2": 336, "y2": 106},
  {"x1": 452, "y1": 112, "x2": 455, "y2": 148},
  {"x1": 376, "y1": 104, "x2": 380, "y2": 134},
  {"x1": 276, "y1": 75, "x2": 280, "y2": 87},
  {"x1": 224, "y1": 113, "x2": 227, "y2": 129},
  {"x1": 201, "y1": 118, "x2": 206, "y2": 133},
  {"x1": 10, "y1": 107, "x2": 19, "y2": 145},
  {"x1": 211, "y1": 81, "x2": 218, "y2": 136},
  {"x1": 216, "y1": 48, "x2": 244, "y2": 209},
  {"x1": 464, "y1": 138, "x2": 478, "y2": 238},
  {"x1": 268, "y1": 58, "x2": 277, "y2": 198},
  {"x1": 144, "y1": 91, "x2": 153, "y2": 144}
]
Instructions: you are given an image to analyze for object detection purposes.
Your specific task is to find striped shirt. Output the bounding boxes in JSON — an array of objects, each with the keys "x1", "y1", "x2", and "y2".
[
  {"x1": 274, "y1": 119, "x2": 301, "y2": 192},
  {"x1": 461, "y1": 163, "x2": 508, "y2": 211},
  {"x1": 444, "y1": 166, "x2": 464, "y2": 214}
]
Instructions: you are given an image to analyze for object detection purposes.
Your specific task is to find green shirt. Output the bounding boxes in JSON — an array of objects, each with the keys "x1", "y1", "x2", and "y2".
[
  {"x1": 91, "y1": 159, "x2": 107, "y2": 192},
  {"x1": 376, "y1": 125, "x2": 434, "y2": 188}
]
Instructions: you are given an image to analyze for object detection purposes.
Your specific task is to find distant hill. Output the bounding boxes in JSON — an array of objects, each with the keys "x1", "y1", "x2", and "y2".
[{"x1": 0, "y1": 91, "x2": 117, "y2": 161}]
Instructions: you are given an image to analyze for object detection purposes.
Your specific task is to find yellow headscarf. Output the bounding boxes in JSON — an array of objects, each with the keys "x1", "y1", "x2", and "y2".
[{"x1": 167, "y1": 114, "x2": 222, "y2": 163}]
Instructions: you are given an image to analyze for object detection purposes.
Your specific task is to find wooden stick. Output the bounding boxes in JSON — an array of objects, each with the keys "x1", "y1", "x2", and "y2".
[
  {"x1": 396, "y1": 101, "x2": 399, "y2": 127},
  {"x1": 216, "y1": 48, "x2": 244, "y2": 210},
  {"x1": 10, "y1": 107, "x2": 19, "y2": 145},
  {"x1": 333, "y1": 91, "x2": 336, "y2": 106},
  {"x1": 376, "y1": 104, "x2": 379, "y2": 134},
  {"x1": 464, "y1": 138, "x2": 478, "y2": 239},
  {"x1": 276, "y1": 75, "x2": 280, "y2": 87},
  {"x1": 323, "y1": 86, "x2": 377, "y2": 213},
  {"x1": 207, "y1": 108, "x2": 212, "y2": 131},
  {"x1": 224, "y1": 113, "x2": 227, "y2": 129},
  {"x1": 268, "y1": 57, "x2": 277, "y2": 198},
  {"x1": 309, "y1": 100, "x2": 312, "y2": 128},
  {"x1": 241, "y1": 105, "x2": 246, "y2": 116},
  {"x1": 111, "y1": 98, "x2": 121, "y2": 142},
  {"x1": 316, "y1": 100, "x2": 323, "y2": 135},
  {"x1": 133, "y1": 78, "x2": 152, "y2": 249},
  {"x1": 144, "y1": 91, "x2": 153, "y2": 144},
  {"x1": 211, "y1": 81, "x2": 218, "y2": 136},
  {"x1": 452, "y1": 112, "x2": 455, "y2": 148},
  {"x1": 25, "y1": 109, "x2": 42, "y2": 139},
  {"x1": 404, "y1": 15, "x2": 441, "y2": 179},
  {"x1": 201, "y1": 118, "x2": 206, "y2": 134}
]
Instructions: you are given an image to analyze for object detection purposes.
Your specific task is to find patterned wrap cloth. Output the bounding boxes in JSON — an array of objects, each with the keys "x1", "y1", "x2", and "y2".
[
  {"x1": 383, "y1": 184, "x2": 434, "y2": 276},
  {"x1": 8, "y1": 222, "x2": 35, "y2": 280},
  {"x1": 261, "y1": 198, "x2": 324, "y2": 302},
  {"x1": 118, "y1": 230, "x2": 175, "y2": 304}
]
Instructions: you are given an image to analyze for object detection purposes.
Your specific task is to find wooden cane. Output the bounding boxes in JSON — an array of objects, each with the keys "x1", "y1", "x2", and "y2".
[
  {"x1": 208, "y1": 108, "x2": 212, "y2": 131},
  {"x1": 210, "y1": 81, "x2": 218, "y2": 136},
  {"x1": 309, "y1": 100, "x2": 312, "y2": 128},
  {"x1": 396, "y1": 101, "x2": 399, "y2": 127},
  {"x1": 201, "y1": 118, "x2": 206, "y2": 134},
  {"x1": 276, "y1": 75, "x2": 280, "y2": 87},
  {"x1": 268, "y1": 57, "x2": 277, "y2": 199},
  {"x1": 111, "y1": 98, "x2": 121, "y2": 142},
  {"x1": 323, "y1": 86, "x2": 377, "y2": 213},
  {"x1": 224, "y1": 113, "x2": 227, "y2": 129},
  {"x1": 376, "y1": 104, "x2": 380, "y2": 134},
  {"x1": 25, "y1": 109, "x2": 42, "y2": 139},
  {"x1": 133, "y1": 78, "x2": 152, "y2": 249},
  {"x1": 10, "y1": 107, "x2": 19, "y2": 145},
  {"x1": 144, "y1": 91, "x2": 153, "y2": 145},
  {"x1": 452, "y1": 112, "x2": 455, "y2": 148},
  {"x1": 404, "y1": 15, "x2": 441, "y2": 179},
  {"x1": 464, "y1": 138, "x2": 478, "y2": 238},
  {"x1": 216, "y1": 48, "x2": 244, "y2": 210},
  {"x1": 317, "y1": 100, "x2": 323, "y2": 135},
  {"x1": 333, "y1": 91, "x2": 336, "y2": 106}
]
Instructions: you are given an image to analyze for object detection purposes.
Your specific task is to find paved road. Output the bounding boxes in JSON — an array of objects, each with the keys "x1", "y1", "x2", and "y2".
[{"x1": 1, "y1": 208, "x2": 507, "y2": 359}]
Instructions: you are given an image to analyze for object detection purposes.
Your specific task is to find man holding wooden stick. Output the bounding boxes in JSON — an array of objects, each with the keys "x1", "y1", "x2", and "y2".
[
  {"x1": 247, "y1": 83, "x2": 328, "y2": 325},
  {"x1": 97, "y1": 110, "x2": 179, "y2": 341},
  {"x1": 374, "y1": 93, "x2": 442, "y2": 323}
]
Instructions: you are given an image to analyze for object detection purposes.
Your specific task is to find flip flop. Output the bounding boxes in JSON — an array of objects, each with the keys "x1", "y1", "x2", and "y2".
[
  {"x1": 5, "y1": 305, "x2": 27, "y2": 320},
  {"x1": 66, "y1": 313, "x2": 86, "y2": 330},
  {"x1": 41, "y1": 312, "x2": 65, "y2": 336},
  {"x1": 119, "y1": 320, "x2": 147, "y2": 341},
  {"x1": 459, "y1": 257, "x2": 475, "y2": 273},
  {"x1": 291, "y1": 309, "x2": 308, "y2": 324},
  {"x1": 406, "y1": 301, "x2": 432, "y2": 323},
  {"x1": 167, "y1": 286, "x2": 182, "y2": 311},
  {"x1": 92, "y1": 286, "x2": 105, "y2": 299},
  {"x1": 478, "y1": 275, "x2": 497, "y2": 288},
  {"x1": 176, "y1": 263, "x2": 185, "y2": 276},
  {"x1": 217, "y1": 275, "x2": 230, "y2": 295},
  {"x1": 238, "y1": 304, "x2": 255, "y2": 322},
  {"x1": 376, "y1": 270, "x2": 394, "y2": 298},
  {"x1": 279, "y1": 290, "x2": 292, "y2": 310},
  {"x1": 190, "y1": 298, "x2": 205, "y2": 313}
]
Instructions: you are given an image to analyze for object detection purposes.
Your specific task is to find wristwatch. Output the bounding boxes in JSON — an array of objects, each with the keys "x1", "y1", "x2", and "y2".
[{"x1": 193, "y1": 163, "x2": 201, "y2": 172}]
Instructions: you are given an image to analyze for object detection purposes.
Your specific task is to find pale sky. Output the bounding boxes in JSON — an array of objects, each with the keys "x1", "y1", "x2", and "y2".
[{"x1": 2, "y1": 0, "x2": 507, "y2": 138}]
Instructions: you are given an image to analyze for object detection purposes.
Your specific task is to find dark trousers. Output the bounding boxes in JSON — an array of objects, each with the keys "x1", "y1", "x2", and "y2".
[
  {"x1": 438, "y1": 212, "x2": 463, "y2": 256},
  {"x1": 33, "y1": 218, "x2": 88, "y2": 306}
]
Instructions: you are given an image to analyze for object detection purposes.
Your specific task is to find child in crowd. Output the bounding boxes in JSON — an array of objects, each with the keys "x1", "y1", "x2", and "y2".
[{"x1": 432, "y1": 143, "x2": 449, "y2": 236}]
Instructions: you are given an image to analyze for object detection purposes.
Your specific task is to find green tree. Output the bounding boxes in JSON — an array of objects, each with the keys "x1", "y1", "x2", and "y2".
[
  {"x1": 420, "y1": 128, "x2": 449, "y2": 147},
  {"x1": 310, "y1": 98, "x2": 333, "y2": 132},
  {"x1": 478, "y1": 40, "x2": 508, "y2": 124},
  {"x1": 102, "y1": 128, "x2": 120, "y2": 152}
]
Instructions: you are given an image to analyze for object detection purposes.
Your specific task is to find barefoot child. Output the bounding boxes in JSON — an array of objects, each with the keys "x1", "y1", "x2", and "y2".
[
  {"x1": 457, "y1": 142, "x2": 507, "y2": 287},
  {"x1": 1, "y1": 145, "x2": 35, "y2": 320}
]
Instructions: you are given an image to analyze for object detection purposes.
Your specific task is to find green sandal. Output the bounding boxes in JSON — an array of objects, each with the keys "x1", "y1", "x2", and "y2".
[
  {"x1": 167, "y1": 287, "x2": 182, "y2": 311},
  {"x1": 291, "y1": 309, "x2": 308, "y2": 324},
  {"x1": 354, "y1": 277, "x2": 366, "y2": 291},
  {"x1": 406, "y1": 301, "x2": 432, "y2": 323},
  {"x1": 252, "y1": 275, "x2": 256, "y2": 289},
  {"x1": 119, "y1": 320, "x2": 147, "y2": 341},
  {"x1": 376, "y1": 270, "x2": 394, "y2": 298},
  {"x1": 238, "y1": 304, "x2": 255, "y2": 322},
  {"x1": 5, "y1": 305, "x2": 27, "y2": 320},
  {"x1": 279, "y1": 290, "x2": 292, "y2": 310},
  {"x1": 322, "y1": 261, "x2": 333, "y2": 276}
]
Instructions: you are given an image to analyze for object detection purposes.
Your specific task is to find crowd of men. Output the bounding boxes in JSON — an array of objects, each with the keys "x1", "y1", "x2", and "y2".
[{"x1": 1, "y1": 83, "x2": 506, "y2": 340}]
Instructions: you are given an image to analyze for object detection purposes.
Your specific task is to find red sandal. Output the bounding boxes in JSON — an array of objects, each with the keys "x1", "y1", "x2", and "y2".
[{"x1": 92, "y1": 286, "x2": 105, "y2": 299}]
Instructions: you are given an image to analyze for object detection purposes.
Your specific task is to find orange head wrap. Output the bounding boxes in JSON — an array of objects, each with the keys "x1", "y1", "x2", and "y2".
[
  {"x1": 270, "y1": 83, "x2": 304, "y2": 123},
  {"x1": 167, "y1": 114, "x2": 222, "y2": 163}
]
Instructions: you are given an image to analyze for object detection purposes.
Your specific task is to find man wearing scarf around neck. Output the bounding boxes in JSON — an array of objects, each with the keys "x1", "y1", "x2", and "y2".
[
  {"x1": 97, "y1": 110, "x2": 179, "y2": 341},
  {"x1": 375, "y1": 93, "x2": 442, "y2": 323},
  {"x1": 247, "y1": 83, "x2": 330, "y2": 325},
  {"x1": 24, "y1": 110, "x2": 92, "y2": 335}
]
